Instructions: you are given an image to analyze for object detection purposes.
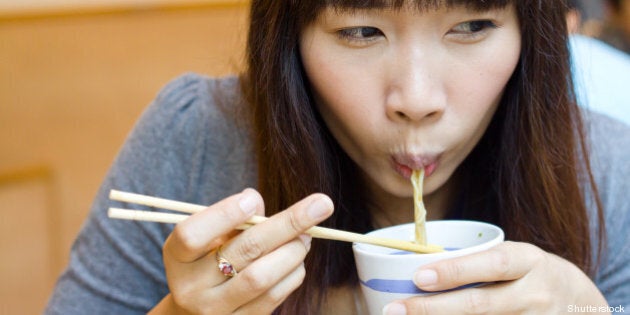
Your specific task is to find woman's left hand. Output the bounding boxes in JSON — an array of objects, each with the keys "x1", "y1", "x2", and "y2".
[{"x1": 384, "y1": 241, "x2": 609, "y2": 314}]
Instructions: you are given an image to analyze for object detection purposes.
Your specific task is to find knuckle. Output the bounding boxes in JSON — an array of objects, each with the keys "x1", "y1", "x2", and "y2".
[
  {"x1": 236, "y1": 235, "x2": 265, "y2": 262},
  {"x1": 240, "y1": 269, "x2": 271, "y2": 293},
  {"x1": 443, "y1": 260, "x2": 465, "y2": 281},
  {"x1": 170, "y1": 288, "x2": 201, "y2": 314},
  {"x1": 249, "y1": 265, "x2": 307, "y2": 310},
  {"x1": 285, "y1": 210, "x2": 305, "y2": 235},
  {"x1": 516, "y1": 241, "x2": 546, "y2": 266},
  {"x1": 464, "y1": 289, "x2": 490, "y2": 314},
  {"x1": 170, "y1": 284, "x2": 189, "y2": 301},
  {"x1": 292, "y1": 263, "x2": 306, "y2": 290},
  {"x1": 297, "y1": 264, "x2": 306, "y2": 282},
  {"x1": 289, "y1": 238, "x2": 309, "y2": 258},
  {"x1": 171, "y1": 224, "x2": 203, "y2": 253},
  {"x1": 529, "y1": 290, "x2": 552, "y2": 309},
  {"x1": 219, "y1": 202, "x2": 246, "y2": 223},
  {"x1": 407, "y1": 299, "x2": 431, "y2": 315},
  {"x1": 266, "y1": 287, "x2": 287, "y2": 307},
  {"x1": 490, "y1": 247, "x2": 511, "y2": 278},
  {"x1": 529, "y1": 245, "x2": 546, "y2": 263}
]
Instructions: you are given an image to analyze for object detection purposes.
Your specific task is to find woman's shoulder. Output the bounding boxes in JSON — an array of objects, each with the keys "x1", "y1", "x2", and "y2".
[
  {"x1": 581, "y1": 110, "x2": 629, "y2": 168},
  {"x1": 582, "y1": 109, "x2": 629, "y2": 242},
  {"x1": 135, "y1": 72, "x2": 250, "y2": 147},
  {"x1": 149, "y1": 72, "x2": 244, "y2": 124},
  {"x1": 581, "y1": 110, "x2": 629, "y2": 227},
  {"x1": 157, "y1": 72, "x2": 242, "y2": 103},
  {"x1": 114, "y1": 73, "x2": 256, "y2": 204}
]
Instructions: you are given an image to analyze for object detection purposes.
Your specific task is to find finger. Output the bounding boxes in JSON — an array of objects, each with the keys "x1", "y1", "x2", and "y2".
[
  {"x1": 164, "y1": 188, "x2": 262, "y2": 263},
  {"x1": 216, "y1": 193, "x2": 332, "y2": 272},
  {"x1": 233, "y1": 263, "x2": 306, "y2": 315},
  {"x1": 389, "y1": 282, "x2": 527, "y2": 315},
  {"x1": 414, "y1": 241, "x2": 543, "y2": 291},
  {"x1": 164, "y1": 247, "x2": 224, "y2": 306},
  {"x1": 214, "y1": 238, "x2": 308, "y2": 312}
]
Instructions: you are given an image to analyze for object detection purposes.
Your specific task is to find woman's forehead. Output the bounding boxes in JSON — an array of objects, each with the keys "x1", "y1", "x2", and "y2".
[
  {"x1": 319, "y1": 0, "x2": 513, "y2": 12},
  {"x1": 294, "y1": 0, "x2": 515, "y2": 25}
]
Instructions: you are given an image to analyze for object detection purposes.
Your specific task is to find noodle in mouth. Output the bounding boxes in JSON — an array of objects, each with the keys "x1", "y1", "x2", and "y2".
[{"x1": 411, "y1": 169, "x2": 427, "y2": 245}]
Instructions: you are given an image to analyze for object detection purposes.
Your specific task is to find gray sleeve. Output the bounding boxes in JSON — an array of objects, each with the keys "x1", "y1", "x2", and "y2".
[
  {"x1": 586, "y1": 112, "x2": 630, "y2": 311},
  {"x1": 44, "y1": 73, "x2": 220, "y2": 314}
]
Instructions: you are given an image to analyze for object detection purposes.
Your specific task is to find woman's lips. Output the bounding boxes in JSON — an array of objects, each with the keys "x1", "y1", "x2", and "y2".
[{"x1": 391, "y1": 154, "x2": 440, "y2": 179}]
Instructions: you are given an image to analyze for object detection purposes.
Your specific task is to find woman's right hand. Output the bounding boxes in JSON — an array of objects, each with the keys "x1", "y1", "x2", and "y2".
[{"x1": 148, "y1": 188, "x2": 334, "y2": 315}]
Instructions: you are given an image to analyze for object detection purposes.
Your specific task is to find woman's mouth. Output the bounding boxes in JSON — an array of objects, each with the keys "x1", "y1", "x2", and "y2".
[{"x1": 391, "y1": 154, "x2": 440, "y2": 179}]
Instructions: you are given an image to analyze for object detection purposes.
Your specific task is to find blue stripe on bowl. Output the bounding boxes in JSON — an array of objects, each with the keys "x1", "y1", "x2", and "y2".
[{"x1": 360, "y1": 279, "x2": 482, "y2": 294}]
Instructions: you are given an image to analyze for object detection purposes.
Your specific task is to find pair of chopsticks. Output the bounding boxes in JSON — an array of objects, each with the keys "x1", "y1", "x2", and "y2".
[{"x1": 108, "y1": 189, "x2": 443, "y2": 254}]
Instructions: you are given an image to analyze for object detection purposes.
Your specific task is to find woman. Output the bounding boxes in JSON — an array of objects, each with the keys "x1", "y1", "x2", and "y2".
[{"x1": 46, "y1": 0, "x2": 630, "y2": 314}]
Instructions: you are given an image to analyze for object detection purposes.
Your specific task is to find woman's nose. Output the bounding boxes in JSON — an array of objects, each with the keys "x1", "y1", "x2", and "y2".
[{"x1": 385, "y1": 50, "x2": 447, "y2": 123}]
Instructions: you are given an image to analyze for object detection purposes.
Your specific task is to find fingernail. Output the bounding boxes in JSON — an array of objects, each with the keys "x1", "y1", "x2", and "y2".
[
  {"x1": 415, "y1": 269, "x2": 438, "y2": 286},
  {"x1": 299, "y1": 234, "x2": 312, "y2": 250},
  {"x1": 382, "y1": 302, "x2": 406, "y2": 315},
  {"x1": 238, "y1": 189, "x2": 258, "y2": 215},
  {"x1": 306, "y1": 197, "x2": 332, "y2": 220}
]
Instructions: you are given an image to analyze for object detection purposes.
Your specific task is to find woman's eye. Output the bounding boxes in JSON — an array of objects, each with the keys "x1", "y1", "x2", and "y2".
[
  {"x1": 337, "y1": 27, "x2": 384, "y2": 44},
  {"x1": 449, "y1": 20, "x2": 497, "y2": 39}
]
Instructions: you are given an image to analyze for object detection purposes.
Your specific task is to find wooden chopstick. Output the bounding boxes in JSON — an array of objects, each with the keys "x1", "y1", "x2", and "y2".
[
  {"x1": 108, "y1": 208, "x2": 254, "y2": 230},
  {"x1": 108, "y1": 189, "x2": 443, "y2": 254}
]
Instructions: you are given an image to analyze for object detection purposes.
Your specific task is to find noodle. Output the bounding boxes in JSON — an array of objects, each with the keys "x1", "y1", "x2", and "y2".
[{"x1": 411, "y1": 169, "x2": 427, "y2": 245}]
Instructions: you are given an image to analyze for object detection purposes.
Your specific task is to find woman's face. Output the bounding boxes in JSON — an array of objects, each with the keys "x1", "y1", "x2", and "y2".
[{"x1": 299, "y1": 4, "x2": 521, "y2": 207}]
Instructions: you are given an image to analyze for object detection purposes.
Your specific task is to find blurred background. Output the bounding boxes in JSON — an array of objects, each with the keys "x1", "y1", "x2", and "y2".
[
  {"x1": 0, "y1": 1, "x2": 247, "y2": 313},
  {"x1": 1, "y1": 0, "x2": 629, "y2": 314}
]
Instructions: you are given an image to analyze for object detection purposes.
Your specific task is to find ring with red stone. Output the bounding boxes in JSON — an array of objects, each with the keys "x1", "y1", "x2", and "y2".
[{"x1": 216, "y1": 245, "x2": 237, "y2": 278}]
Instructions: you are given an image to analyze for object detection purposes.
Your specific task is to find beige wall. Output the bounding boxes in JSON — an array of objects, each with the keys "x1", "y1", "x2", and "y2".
[{"x1": 0, "y1": 2, "x2": 248, "y2": 313}]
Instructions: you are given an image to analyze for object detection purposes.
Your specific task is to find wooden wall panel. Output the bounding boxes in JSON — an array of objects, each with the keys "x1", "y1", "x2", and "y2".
[
  {"x1": 0, "y1": 168, "x2": 58, "y2": 314},
  {"x1": 0, "y1": 3, "x2": 248, "y2": 312}
]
